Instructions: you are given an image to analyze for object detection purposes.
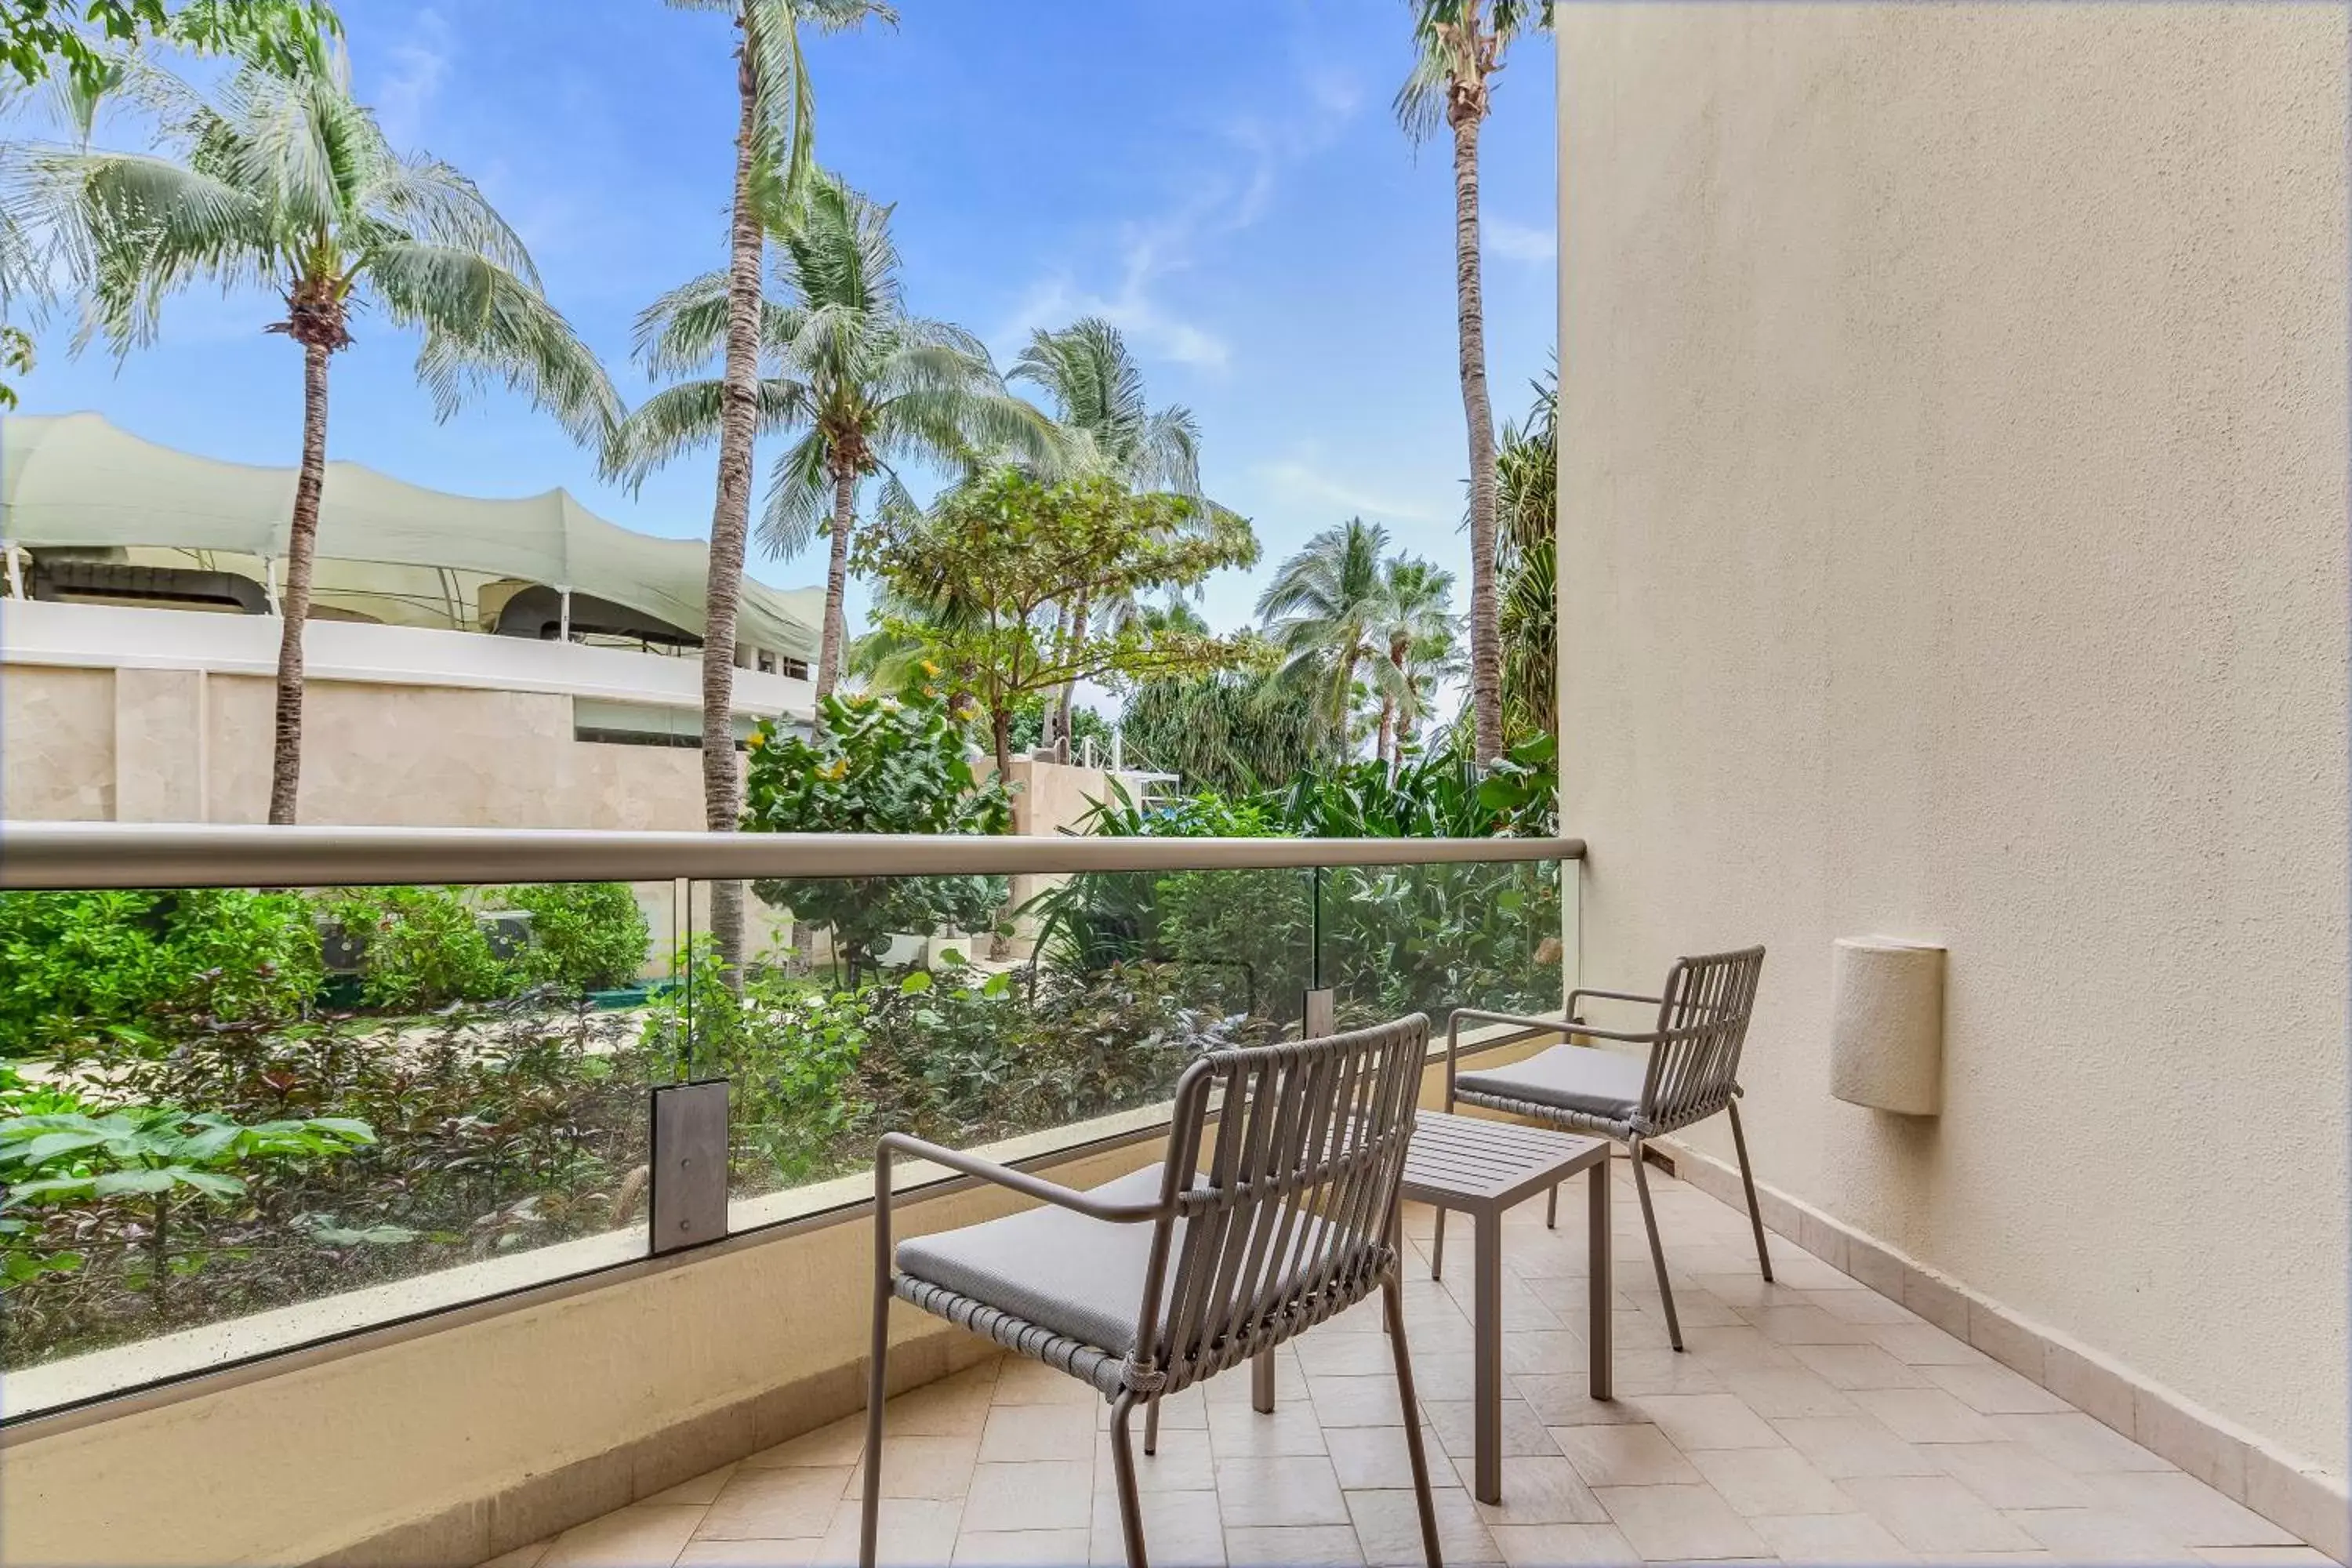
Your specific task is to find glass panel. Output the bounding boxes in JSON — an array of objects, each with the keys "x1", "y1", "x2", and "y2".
[
  {"x1": 1314, "y1": 857, "x2": 1567, "y2": 1025},
  {"x1": 707, "y1": 865, "x2": 1315, "y2": 1220},
  {"x1": 0, "y1": 878, "x2": 673, "y2": 1411}
]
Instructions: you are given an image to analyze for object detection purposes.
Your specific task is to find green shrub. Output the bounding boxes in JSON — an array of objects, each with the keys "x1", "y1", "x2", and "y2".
[
  {"x1": 0, "y1": 890, "x2": 324, "y2": 1055},
  {"x1": 322, "y1": 887, "x2": 510, "y2": 1010},
  {"x1": 507, "y1": 884, "x2": 652, "y2": 994}
]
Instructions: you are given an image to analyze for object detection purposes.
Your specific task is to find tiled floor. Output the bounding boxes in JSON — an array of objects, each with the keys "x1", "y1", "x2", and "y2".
[{"x1": 485, "y1": 1163, "x2": 2327, "y2": 1567}]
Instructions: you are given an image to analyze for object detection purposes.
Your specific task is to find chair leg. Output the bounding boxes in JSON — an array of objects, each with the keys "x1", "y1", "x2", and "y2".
[
  {"x1": 859, "y1": 1275, "x2": 890, "y2": 1567},
  {"x1": 1109, "y1": 1390, "x2": 1151, "y2": 1568},
  {"x1": 1545, "y1": 1182, "x2": 1559, "y2": 1229},
  {"x1": 1431, "y1": 1208, "x2": 1446, "y2": 1280},
  {"x1": 1384, "y1": 1274, "x2": 1445, "y2": 1566},
  {"x1": 1726, "y1": 1098, "x2": 1774, "y2": 1283},
  {"x1": 1144, "y1": 1392, "x2": 1161, "y2": 1456},
  {"x1": 1628, "y1": 1137, "x2": 1685, "y2": 1352}
]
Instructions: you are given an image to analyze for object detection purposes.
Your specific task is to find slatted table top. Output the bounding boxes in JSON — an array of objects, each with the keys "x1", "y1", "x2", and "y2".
[{"x1": 1400, "y1": 1110, "x2": 1610, "y2": 1214}]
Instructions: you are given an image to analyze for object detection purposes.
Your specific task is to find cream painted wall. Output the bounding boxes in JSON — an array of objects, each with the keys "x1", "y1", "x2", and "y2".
[{"x1": 1555, "y1": 3, "x2": 2347, "y2": 1476}]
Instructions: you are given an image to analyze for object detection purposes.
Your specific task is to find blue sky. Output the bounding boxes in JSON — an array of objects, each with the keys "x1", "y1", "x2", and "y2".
[{"x1": 13, "y1": 0, "x2": 1558, "y2": 653}]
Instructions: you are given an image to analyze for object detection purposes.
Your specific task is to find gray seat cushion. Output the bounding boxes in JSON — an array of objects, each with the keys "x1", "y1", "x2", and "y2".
[
  {"x1": 1455, "y1": 1044, "x2": 1650, "y2": 1124},
  {"x1": 896, "y1": 1167, "x2": 1181, "y2": 1356}
]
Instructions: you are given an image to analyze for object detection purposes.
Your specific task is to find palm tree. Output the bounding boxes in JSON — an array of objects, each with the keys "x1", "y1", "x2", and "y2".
[
  {"x1": 16, "y1": 53, "x2": 619, "y2": 823},
  {"x1": 1368, "y1": 557, "x2": 1461, "y2": 771},
  {"x1": 1496, "y1": 368, "x2": 1556, "y2": 742},
  {"x1": 661, "y1": 0, "x2": 887, "y2": 979},
  {"x1": 1257, "y1": 517, "x2": 1392, "y2": 748},
  {"x1": 1010, "y1": 317, "x2": 1203, "y2": 759},
  {"x1": 1397, "y1": 0, "x2": 1551, "y2": 764},
  {"x1": 611, "y1": 176, "x2": 1053, "y2": 706}
]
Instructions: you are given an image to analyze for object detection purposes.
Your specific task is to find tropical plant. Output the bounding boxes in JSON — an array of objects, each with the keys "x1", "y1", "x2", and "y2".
[
  {"x1": 1368, "y1": 557, "x2": 1461, "y2": 770},
  {"x1": 1117, "y1": 648, "x2": 1329, "y2": 799},
  {"x1": 1011, "y1": 316, "x2": 1207, "y2": 757},
  {"x1": 13, "y1": 50, "x2": 620, "y2": 825},
  {"x1": 741, "y1": 689, "x2": 1012, "y2": 979},
  {"x1": 321, "y1": 887, "x2": 511, "y2": 1011},
  {"x1": 855, "y1": 468, "x2": 1255, "y2": 775},
  {"x1": 1397, "y1": 0, "x2": 1552, "y2": 761},
  {"x1": 1496, "y1": 368, "x2": 1557, "y2": 742},
  {"x1": 505, "y1": 884, "x2": 652, "y2": 995},
  {"x1": 0, "y1": 0, "x2": 338, "y2": 96},
  {"x1": 1256, "y1": 517, "x2": 1392, "y2": 742},
  {"x1": 0, "y1": 889, "x2": 323, "y2": 1055}
]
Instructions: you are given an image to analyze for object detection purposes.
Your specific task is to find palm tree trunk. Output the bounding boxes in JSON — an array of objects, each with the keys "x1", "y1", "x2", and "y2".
[
  {"x1": 1376, "y1": 695, "x2": 1396, "y2": 775},
  {"x1": 1451, "y1": 103, "x2": 1503, "y2": 764},
  {"x1": 700, "y1": 9, "x2": 767, "y2": 982},
  {"x1": 815, "y1": 461, "x2": 855, "y2": 702},
  {"x1": 267, "y1": 339, "x2": 332, "y2": 826},
  {"x1": 1054, "y1": 597, "x2": 1089, "y2": 764}
]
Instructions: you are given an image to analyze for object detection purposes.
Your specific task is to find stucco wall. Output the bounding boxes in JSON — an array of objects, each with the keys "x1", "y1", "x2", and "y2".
[{"x1": 1555, "y1": 2, "x2": 2347, "y2": 1478}]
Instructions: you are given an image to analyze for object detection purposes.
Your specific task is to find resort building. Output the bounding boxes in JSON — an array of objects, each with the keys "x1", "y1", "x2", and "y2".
[{"x1": 0, "y1": 412, "x2": 822, "y2": 829}]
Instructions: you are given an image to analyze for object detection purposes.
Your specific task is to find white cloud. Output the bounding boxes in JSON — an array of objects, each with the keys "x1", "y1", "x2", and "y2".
[
  {"x1": 1487, "y1": 216, "x2": 1557, "y2": 263},
  {"x1": 1253, "y1": 455, "x2": 1439, "y2": 523},
  {"x1": 374, "y1": 9, "x2": 451, "y2": 148}
]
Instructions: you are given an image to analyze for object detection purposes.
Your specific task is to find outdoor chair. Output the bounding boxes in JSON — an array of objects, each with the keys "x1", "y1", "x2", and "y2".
[
  {"x1": 1439, "y1": 946, "x2": 1769, "y2": 1352},
  {"x1": 863, "y1": 1015, "x2": 1445, "y2": 1568}
]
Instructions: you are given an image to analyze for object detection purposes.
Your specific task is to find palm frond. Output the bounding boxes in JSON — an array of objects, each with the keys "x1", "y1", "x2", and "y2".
[{"x1": 757, "y1": 426, "x2": 833, "y2": 558}]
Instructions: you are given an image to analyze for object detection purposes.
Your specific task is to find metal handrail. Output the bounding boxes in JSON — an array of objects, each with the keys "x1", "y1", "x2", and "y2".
[{"x1": 0, "y1": 821, "x2": 1584, "y2": 890}]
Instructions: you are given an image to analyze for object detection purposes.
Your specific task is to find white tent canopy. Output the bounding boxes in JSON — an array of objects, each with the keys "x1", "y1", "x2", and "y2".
[{"x1": 0, "y1": 412, "x2": 820, "y2": 660}]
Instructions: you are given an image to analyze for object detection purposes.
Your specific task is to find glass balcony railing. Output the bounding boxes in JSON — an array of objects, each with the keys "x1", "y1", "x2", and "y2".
[{"x1": 0, "y1": 826, "x2": 1579, "y2": 1420}]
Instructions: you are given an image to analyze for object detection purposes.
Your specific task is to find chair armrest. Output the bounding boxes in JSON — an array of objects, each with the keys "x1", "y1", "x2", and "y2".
[
  {"x1": 875, "y1": 1132, "x2": 1171, "y2": 1224},
  {"x1": 1566, "y1": 987, "x2": 1666, "y2": 1011}
]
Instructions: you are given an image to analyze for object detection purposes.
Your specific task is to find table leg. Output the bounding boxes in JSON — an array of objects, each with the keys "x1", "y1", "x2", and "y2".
[
  {"x1": 1589, "y1": 1155, "x2": 1613, "y2": 1402},
  {"x1": 1252, "y1": 1348, "x2": 1276, "y2": 1414},
  {"x1": 1474, "y1": 1208, "x2": 1503, "y2": 1504}
]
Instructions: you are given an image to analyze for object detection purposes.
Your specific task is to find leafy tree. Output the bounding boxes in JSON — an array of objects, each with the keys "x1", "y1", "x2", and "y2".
[
  {"x1": 741, "y1": 689, "x2": 1011, "y2": 980},
  {"x1": 1256, "y1": 517, "x2": 1392, "y2": 743},
  {"x1": 1397, "y1": 0, "x2": 1552, "y2": 761},
  {"x1": 652, "y1": 0, "x2": 891, "y2": 983},
  {"x1": 1368, "y1": 557, "x2": 1461, "y2": 770},
  {"x1": 1496, "y1": 368, "x2": 1556, "y2": 742},
  {"x1": 0, "y1": 0, "x2": 337, "y2": 96},
  {"x1": 855, "y1": 469, "x2": 1257, "y2": 775},
  {"x1": 1117, "y1": 633, "x2": 1329, "y2": 799},
  {"x1": 15, "y1": 51, "x2": 619, "y2": 824}
]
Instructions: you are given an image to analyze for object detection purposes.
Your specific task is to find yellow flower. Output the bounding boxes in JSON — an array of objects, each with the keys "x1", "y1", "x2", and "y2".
[
  {"x1": 920, "y1": 659, "x2": 942, "y2": 677},
  {"x1": 746, "y1": 731, "x2": 765, "y2": 748},
  {"x1": 822, "y1": 758, "x2": 849, "y2": 782}
]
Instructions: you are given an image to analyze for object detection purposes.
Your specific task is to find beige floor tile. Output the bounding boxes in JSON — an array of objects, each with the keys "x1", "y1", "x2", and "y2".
[
  {"x1": 1749, "y1": 1511, "x2": 1918, "y2": 1563},
  {"x1": 1850, "y1": 1387, "x2": 2006, "y2": 1444},
  {"x1": 847, "y1": 1435, "x2": 981, "y2": 1500},
  {"x1": 2005, "y1": 1506, "x2": 2196, "y2": 1562},
  {"x1": 1925, "y1": 1360, "x2": 2074, "y2": 1415},
  {"x1": 1771, "y1": 1416, "x2": 1939, "y2": 1479},
  {"x1": 646, "y1": 1466, "x2": 740, "y2": 1508},
  {"x1": 481, "y1": 1541, "x2": 554, "y2": 1568},
  {"x1": 1837, "y1": 1474, "x2": 2041, "y2": 1554},
  {"x1": 1324, "y1": 1425, "x2": 1451, "y2": 1491},
  {"x1": 1425, "y1": 1399, "x2": 1563, "y2": 1461},
  {"x1": 1871, "y1": 1322, "x2": 1992, "y2": 1367},
  {"x1": 699, "y1": 1469, "x2": 855, "y2": 1542},
  {"x1": 1678, "y1": 1323, "x2": 1800, "y2": 1370},
  {"x1": 745, "y1": 1418, "x2": 865, "y2": 1470},
  {"x1": 1512, "y1": 1374, "x2": 1650, "y2": 1427},
  {"x1": 1486, "y1": 1521, "x2": 1641, "y2": 1566},
  {"x1": 810, "y1": 1497, "x2": 963, "y2": 1568},
  {"x1": 1991, "y1": 1412, "x2": 2176, "y2": 1474},
  {"x1": 1089, "y1": 1486, "x2": 1227, "y2": 1566},
  {"x1": 1300, "y1": 1333, "x2": 1407, "y2": 1378},
  {"x1": 1742, "y1": 1304, "x2": 1878, "y2": 1345},
  {"x1": 1630, "y1": 1290, "x2": 1750, "y2": 1330},
  {"x1": 1095, "y1": 1426, "x2": 1217, "y2": 1493},
  {"x1": 981, "y1": 1406, "x2": 1098, "y2": 1464},
  {"x1": 1635, "y1": 1392, "x2": 1786, "y2": 1450},
  {"x1": 1712, "y1": 1364, "x2": 1859, "y2": 1419},
  {"x1": 892, "y1": 1365, "x2": 1003, "y2": 1436},
  {"x1": 1408, "y1": 1351, "x2": 1480, "y2": 1403},
  {"x1": 674, "y1": 1540, "x2": 822, "y2": 1567},
  {"x1": 1502, "y1": 1330, "x2": 1595, "y2": 1375},
  {"x1": 1224, "y1": 1525, "x2": 1365, "y2": 1567},
  {"x1": 1215, "y1": 1454, "x2": 1352, "y2": 1527},
  {"x1": 1345, "y1": 1486, "x2": 1500, "y2": 1566},
  {"x1": 1436, "y1": 1459, "x2": 1597, "y2": 1529},
  {"x1": 1307, "y1": 1374, "x2": 1410, "y2": 1428},
  {"x1": 2195, "y1": 1549, "x2": 2339, "y2": 1565},
  {"x1": 993, "y1": 1357, "x2": 1101, "y2": 1406},
  {"x1": 1205, "y1": 1399, "x2": 1331, "y2": 1458},
  {"x1": 2084, "y1": 1473, "x2": 2300, "y2": 1547},
  {"x1": 1096, "y1": 1385, "x2": 1207, "y2": 1433},
  {"x1": 950, "y1": 1528, "x2": 1091, "y2": 1566},
  {"x1": 1805, "y1": 1287, "x2": 1922, "y2": 1327},
  {"x1": 960, "y1": 1461, "x2": 1094, "y2": 1534},
  {"x1": 542, "y1": 1505, "x2": 707, "y2": 1568},
  {"x1": 1552, "y1": 1422, "x2": 1703, "y2": 1487},
  {"x1": 1789, "y1": 1343, "x2": 1933, "y2": 1390},
  {"x1": 1693, "y1": 1274, "x2": 1816, "y2": 1311},
  {"x1": 1572, "y1": 1348, "x2": 1729, "y2": 1398},
  {"x1": 1592, "y1": 1482, "x2": 1770, "y2": 1560},
  {"x1": 1689, "y1": 1446, "x2": 1854, "y2": 1516},
  {"x1": 1923, "y1": 1440, "x2": 2096, "y2": 1509}
]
